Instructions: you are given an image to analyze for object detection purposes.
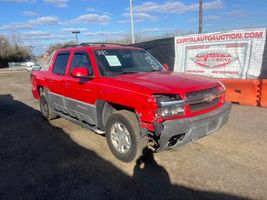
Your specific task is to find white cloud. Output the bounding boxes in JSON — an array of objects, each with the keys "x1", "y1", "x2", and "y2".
[
  {"x1": 103, "y1": 12, "x2": 111, "y2": 16},
  {"x1": 22, "y1": 31, "x2": 51, "y2": 37},
  {"x1": 44, "y1": 0, "x2": 68, "y2": 7},
  {"x1": 0, "y1": 23, "x2": 33, "y2": 30},
  {"x1": 23, "y1": 11, "x2": 39, "y2": 16},
  {"x1": 205, "y1": 15, "x2": 221, "y2": 20},
  {"x1": 0, "y1": 12, "x2": 111, "y2": 33},
  {"x1": 86, "y1": 7, "x2": 96, "y2": 12},
  {"x1": 21, "y1": 30, "x2": 74, "y2": 41},
  {"x1": 226, "y1": 10, "x2": 246, "y2": 17},
  {"x1": 28, "y1": 16, "x2": 60, "y2": 25},
  {"x1": 187, "y1": 14, "x2": 221, "y2": 23},
  {"x1": 117, "y1": 19, "x2": 130, "y2": 24},
  {"x1": 203, "y1": 0, "x2": 224, "y2": 10},
  {"x1": 140, "y1": 27, "x2": 173, "y2": 33},
  {"x1": 84, "y1": 31, "x2": 127, "y2": 36},
  {"x1": 72, "y1": 14, "x2": 110, "y2": 24},
  {"x1": 122, "y1": 12, "x2": 158, "y2": 23},
  {"x1": 206, "y1": 24, "x2": 215, "y2": 27},
  {"x1": 0, "y1": 0, "x2": 35, "y2": 2},
  {"x1": 62, "y1": 27, "x2": 89, "y2": 32},
  {"x1": 132, "y1": 0, "x2": 223, "y2": 14},
  {"x1": 21, "y1": 31, "x2": 54, "y2": 40},
  {"x1": 120, "y1": 0, "x2": 223, "y2": 23},
  {"x1": 0, "y1": 13, "x2": 108, "y2": 31},
  {"x1": 0, "y1": 16, "x2": 61, "y2": 31},
  {"x1": 22, "y1": 31, "x2": 55, "y2": 40}
]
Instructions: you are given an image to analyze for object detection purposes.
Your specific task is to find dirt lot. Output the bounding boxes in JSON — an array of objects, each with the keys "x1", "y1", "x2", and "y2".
[{"x1": 0, "y1": 71, "x2": 266, "y2": 200}]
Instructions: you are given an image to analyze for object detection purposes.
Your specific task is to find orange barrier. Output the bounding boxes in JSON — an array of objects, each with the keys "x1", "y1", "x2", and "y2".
[
  {"x1": 221, "y1": 79, "x2": 260, "y2": 106},
  {"x1": 260, "y1": 80, "x2": 267, "y2": 108}
]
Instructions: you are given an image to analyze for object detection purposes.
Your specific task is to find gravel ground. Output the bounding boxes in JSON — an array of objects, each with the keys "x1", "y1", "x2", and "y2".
[{"x1": 0, "y1": 71, "x2": 266, "y2": 200}]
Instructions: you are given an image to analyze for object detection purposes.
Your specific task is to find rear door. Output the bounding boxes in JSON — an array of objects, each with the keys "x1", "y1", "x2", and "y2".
[{"x1": 47, "y1": 51, "x2": 70, "y2": 113}]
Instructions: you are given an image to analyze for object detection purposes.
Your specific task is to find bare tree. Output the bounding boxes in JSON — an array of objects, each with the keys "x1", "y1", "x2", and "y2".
[
  {"x1": 46, "y1": 41, "x2": 76, "y2": 55},
  {"x1": 0, "y1": 35, "x2": 31, "y2": 68}
]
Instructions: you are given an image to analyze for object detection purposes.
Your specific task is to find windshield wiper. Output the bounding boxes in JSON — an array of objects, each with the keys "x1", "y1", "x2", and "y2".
[
  {"x1": 148, "y1": 69, "x2": 162, "y2": 72},
  {"x1": 117, "y1": 69, "x2": 162, "y2": 75},
  {"x1": 121, "y1": 71, "x2": 139, "y2": 74}
]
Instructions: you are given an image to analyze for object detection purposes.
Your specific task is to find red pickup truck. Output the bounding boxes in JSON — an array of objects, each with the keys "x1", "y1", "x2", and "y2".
[{"x1": 31, "y1": 43, "x2": 231, "y2": 162}]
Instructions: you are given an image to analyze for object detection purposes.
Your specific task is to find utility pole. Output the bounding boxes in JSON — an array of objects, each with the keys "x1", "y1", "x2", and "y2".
[
  {"x1": 130, "y1": 0, "x2": 135, "y2": 44},
  {"x1": 101, "y1": 23, "x2": 104, "y2": 42},
  {"x1": 72, "y1": 31, "x2": 80, "y2": 45},
  {"x1": 199, "y1": 0, "x2": 203, "y2": 33},
  {"x1": 30, "y1": 45, "x2": 34, "y2": 60}
]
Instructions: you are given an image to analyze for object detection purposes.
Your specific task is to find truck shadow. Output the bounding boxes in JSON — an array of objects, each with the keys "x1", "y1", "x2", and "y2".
[{"x1": 0, "y1": 94, "x2": 249, "y2": 200}]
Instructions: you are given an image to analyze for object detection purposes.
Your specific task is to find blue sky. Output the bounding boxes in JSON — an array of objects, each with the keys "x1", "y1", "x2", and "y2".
[{"x1": 0, "y1": 0, "x2": 266, "y2": 55}]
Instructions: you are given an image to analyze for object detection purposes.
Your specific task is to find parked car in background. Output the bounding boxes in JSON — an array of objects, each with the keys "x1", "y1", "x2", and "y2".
[{"x1": 26, "y1": 64, "x2": 41, "y2": 72}]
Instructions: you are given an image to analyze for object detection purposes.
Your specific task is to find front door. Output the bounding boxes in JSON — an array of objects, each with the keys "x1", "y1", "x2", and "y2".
[{"x1": 65, "y1": 50, "x2": 98, "y2": 125}]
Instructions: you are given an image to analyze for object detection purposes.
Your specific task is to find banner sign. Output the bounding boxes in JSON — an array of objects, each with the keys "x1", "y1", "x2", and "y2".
[{"x1": 174, "y1": 29, "x2": 266, "y2": 79}]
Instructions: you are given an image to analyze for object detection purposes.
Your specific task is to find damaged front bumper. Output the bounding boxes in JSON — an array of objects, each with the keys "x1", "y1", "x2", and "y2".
[{"x1": 155, "y1": 102, "x2": 232, "y2": 151}]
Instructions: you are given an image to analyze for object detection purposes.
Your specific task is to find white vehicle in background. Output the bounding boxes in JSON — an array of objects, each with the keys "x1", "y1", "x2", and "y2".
[
  {"x1": 25, "y1": 61, "x2": 34, "y2": 71},
  {"x1": 25, "y1": 61, "x2": 41, "y2": 72}
]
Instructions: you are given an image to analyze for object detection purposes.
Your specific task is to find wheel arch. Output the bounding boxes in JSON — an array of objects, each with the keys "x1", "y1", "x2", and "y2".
[{"x1": 96, "y1": 100, "x2": 136, "y2": 130}]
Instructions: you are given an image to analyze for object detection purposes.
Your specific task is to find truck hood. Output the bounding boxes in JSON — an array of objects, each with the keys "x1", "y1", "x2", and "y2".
[{"x1": 105, "y1": 72, "x2": 220, "y2": 96}]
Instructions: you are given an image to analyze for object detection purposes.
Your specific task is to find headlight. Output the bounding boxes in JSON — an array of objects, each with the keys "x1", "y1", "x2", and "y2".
[{"x1": 154, "y1": 95, "x2": 185, "y2": 117}]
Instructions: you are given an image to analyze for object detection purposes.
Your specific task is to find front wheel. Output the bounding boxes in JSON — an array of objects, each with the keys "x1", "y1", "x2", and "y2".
[{"x1": 105, "y1": 110, "x2": 148, "y2": 162}]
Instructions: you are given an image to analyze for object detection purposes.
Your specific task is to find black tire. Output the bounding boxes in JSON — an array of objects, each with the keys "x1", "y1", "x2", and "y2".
[
  {"x1": 105, "y1": 110, "x2": 148, "y2": 162},
  {"x1": 40, "y1": 93, "x2": 57, "y2": 120}
]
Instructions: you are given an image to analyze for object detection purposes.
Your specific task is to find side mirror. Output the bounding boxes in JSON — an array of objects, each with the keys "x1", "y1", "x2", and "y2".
[
  {"x1": 72, "y1": 68, "x2": 93, "y2": 78},
  {"x1": 162, "y1": 63, "x2": 169, "y2": 71}
]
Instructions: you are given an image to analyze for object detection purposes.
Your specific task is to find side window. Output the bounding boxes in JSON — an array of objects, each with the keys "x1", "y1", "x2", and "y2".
[
  {"x1": 53, "y1": 53, "x2": 70, "y2": 75},
  {"x1": 41, "y1": 51, "x2": 56, "y2": 71},
  {"x1": 71, "y1": 51, "x2": 93, "y2": 75}
]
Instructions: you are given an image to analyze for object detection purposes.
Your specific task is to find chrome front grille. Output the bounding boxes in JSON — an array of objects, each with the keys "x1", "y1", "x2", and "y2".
[{"x1": 186, "y1": 87, "x2": 223, "y2": 112}]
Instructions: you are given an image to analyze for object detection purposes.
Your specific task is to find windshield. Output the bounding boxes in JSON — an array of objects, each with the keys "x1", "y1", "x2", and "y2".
[{"x1": 94, "y1": 49, "x2": 164, "y2": 76}]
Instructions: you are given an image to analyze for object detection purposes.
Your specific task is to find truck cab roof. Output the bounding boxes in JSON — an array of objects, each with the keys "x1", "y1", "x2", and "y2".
[{"x1": 57, "y1": 43, "x2": 143, "y2": 53}]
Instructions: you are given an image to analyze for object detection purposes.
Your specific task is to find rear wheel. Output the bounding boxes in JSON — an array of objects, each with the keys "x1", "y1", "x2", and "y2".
[
  {"x1": 40, "y1": 92, "x2": 57, "y2": 120},
  {"x1": 105, "y1": 110, "x2": 148, "y2": 162}
]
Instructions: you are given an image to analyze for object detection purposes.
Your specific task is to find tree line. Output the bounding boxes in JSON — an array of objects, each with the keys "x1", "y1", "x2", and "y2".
[{"x1": 0, "y1": 35, "x2": 31, "y2": 68}]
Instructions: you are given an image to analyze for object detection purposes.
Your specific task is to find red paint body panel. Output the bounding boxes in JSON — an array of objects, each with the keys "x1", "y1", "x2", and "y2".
[{"x1": 31, "y1": 45, "x2": 224, "y2": 131}]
